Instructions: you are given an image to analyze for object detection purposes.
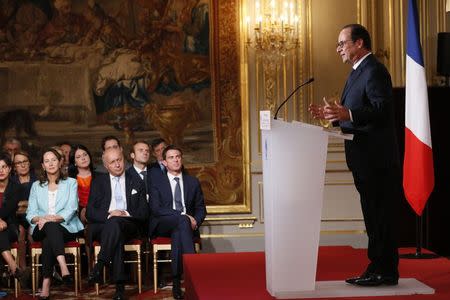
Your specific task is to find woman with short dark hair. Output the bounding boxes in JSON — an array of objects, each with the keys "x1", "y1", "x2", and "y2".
[
  {"x1": 11, "y1": 150, "x2": 37, "y2": 269},
  {"x1": 0, "y1": 152, "x2": 28, "y2": 285}
]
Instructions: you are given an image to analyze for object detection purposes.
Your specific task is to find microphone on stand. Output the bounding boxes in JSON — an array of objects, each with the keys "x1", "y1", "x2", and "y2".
[{"x1": 273, "y1": 77, "x2": 314, "y2": 120}]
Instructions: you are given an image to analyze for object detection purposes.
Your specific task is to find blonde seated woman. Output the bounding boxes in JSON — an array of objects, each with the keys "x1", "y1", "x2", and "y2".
[{"x1": 26, "y1": 148, "x2": 84, "y2": 300}]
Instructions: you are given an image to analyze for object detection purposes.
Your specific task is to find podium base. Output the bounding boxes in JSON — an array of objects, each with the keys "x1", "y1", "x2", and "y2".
[{"x1": 271, "y1": 278, "x2": 434, "y2": 299}]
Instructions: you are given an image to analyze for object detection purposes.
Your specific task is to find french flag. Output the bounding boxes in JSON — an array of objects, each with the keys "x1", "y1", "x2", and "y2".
[{"x1": 403, "y1": 0, "x2": 434, "y2": 216}]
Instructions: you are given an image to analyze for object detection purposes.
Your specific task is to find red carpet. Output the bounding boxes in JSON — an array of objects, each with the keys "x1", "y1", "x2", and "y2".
[{"x1": 184, "y1": 246, "x2": 450, "y2": 300}]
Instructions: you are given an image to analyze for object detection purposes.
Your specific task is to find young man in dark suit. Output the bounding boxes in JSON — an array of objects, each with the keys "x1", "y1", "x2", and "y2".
[
  {"x1": 87, "y1": 148, "x2": 149, "y2": 300},
  {"x1": 149, "y1": 145, "x2": 206, "y2": 299},
  {"x1": 126, "y1": 140, "x2": 152, "y2": 200},
  {"x1": 309, "y1": 24, "x2": 400, "y2": 287}
]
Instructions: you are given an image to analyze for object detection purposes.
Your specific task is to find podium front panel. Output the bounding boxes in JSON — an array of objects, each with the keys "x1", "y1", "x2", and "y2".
[{"x1": 262, "y1": 120, "x2": 328, "y2": 296}]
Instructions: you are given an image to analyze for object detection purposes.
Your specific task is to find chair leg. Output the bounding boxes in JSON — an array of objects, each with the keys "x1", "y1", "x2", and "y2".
[
  {"x1": 153, "y1": 249, "x2": 158, "y2": 294},
  {"x1": 74, "y1": 252, "x2": 78, "y2": 296},
  {"x1": 12, "y1": 248, "x2": 20, "y2": 298},
  {"x1": 94, "y1": 249, "x2": 99, "y2": 296},
  {"x1": 78, "y1": 247, "x2": 82, "y2": 291},
  {"x1": 137, "y1": 250, "x2": 142, "y2": 294},
  {"x1": 14, "y1": 278, "x2": 19, "y2": 298},
  {"x1": 36, "y1": 255, "x2": 40, "y2": 294},
  {"x1": 31, "y1": 254, "x2": 36, "y2": 297}
]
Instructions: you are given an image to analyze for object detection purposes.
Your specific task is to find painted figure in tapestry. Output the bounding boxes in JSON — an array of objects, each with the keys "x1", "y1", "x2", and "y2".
[{"x1": 0, "y1": 0, "x2": 212, "y2": 150}]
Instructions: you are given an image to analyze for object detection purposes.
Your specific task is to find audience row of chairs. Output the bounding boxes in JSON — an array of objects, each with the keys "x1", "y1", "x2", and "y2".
[{"x1": 6, "y1": 237, "x2": 201, "y2": 297}]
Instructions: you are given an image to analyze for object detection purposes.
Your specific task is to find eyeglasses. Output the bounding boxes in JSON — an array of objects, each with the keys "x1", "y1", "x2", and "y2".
[
  {"x1": 336, "y1": 40, "x2": 353, "y2": 49},
  {"x1": 14, "y1": 160, "x2": 30, "y2": 166}
]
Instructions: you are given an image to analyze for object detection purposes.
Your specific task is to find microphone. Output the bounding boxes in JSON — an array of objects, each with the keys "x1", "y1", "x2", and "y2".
[{"x1": 273, "y1": 77, "x2": 314, "y2": 120}]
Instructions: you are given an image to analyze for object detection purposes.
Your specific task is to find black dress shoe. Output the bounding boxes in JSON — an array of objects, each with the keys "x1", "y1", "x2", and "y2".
[
  {"x1": 345, "y1": 271, "x2": 370, "y2": 284},
  {"x1": 62, "y1": 275, "x2": 73, "y2": 285},
  {"x1": 353, "y1": 273, "x2": 398, "y2": 286},
  {"x1": 13, "y1": 267, "x2": 31, "y2": 287},
  {"x1": 52, "y1": 269, "x2": 63, "y2": 285},
  {"x1": 88, "y1": 264, "x2": 102, "y2": 284},
  {"x1": 113, "y1": 283, "x2": 126, "y2": 300},
  {"x1": 172, "y1": 279, "x2": 184, "y2": 299},
  {"x1": 38, "y1": 295, "x2": 50, "y2": 300}
]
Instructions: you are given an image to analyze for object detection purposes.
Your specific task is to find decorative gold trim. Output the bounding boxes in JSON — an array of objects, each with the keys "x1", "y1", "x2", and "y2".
[
  {"x1": 322, "y1": 218, "x2": 364, "y2": 222},
  {"x1": 205, "y1": 216, "x2": 257, "y2": 222},
  {"x1": 438, "y1": 0, "x2": 446, "y2": 32},
  {"x1": 306, "y1": 0, "x2": 313, "y2": 122},
  {"x1": 328, "y1": 143, "x2": 345, "y2": 147},
  {"x1": 388, "y1": 0, "x2": 394, "y2": 73},
  {"x1": 320, "y1": 230, "x2": 366, "y2": 235},
  {"x1": 257, "y1": 57, "x2": 262, "y2": 155},
  {"x1": 204, "y1": 216, "x2": 257, "y2": 227},
  {"x1": 400, "y1": 0, "x2": 405, "y2": 85},
  {"x1": 258, "y1": 181, "x2": 264, "y2": 223},
  {"x1": 201, "y1": 233, "x2": 264, "y2": 238},
  {"x1": 201, "y1": 229, "x2": 366, "y2": 239},
  {"x1": 324, "y1": 181, "x2": 354, "y2": 185},
  {"x1": 195, "y1": 0, "x2": 251, "y2": 214},
  {"x1": 357, "y1": 0, "x2": 362, "y2": 24},
  {"x1": 292, "y1": 53, "x2": 298, "y2": 120}
]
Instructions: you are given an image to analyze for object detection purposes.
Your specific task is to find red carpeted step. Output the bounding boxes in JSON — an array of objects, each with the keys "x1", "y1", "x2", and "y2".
[{"x1": 184, "y1": 246, "x2": 450, "y2": 300}]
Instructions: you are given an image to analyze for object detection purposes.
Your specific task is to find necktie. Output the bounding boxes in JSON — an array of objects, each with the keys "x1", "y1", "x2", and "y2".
[
  {"x1": 140, "y1": 170, "x2": 148, "y2": 195},
  {"x1": 174, "y1": 177, "x2": 183, "y2": 212},
  {"x1": 159, "y1": 162, "x2": 165, "y2": 172},
  {"x1": 114, "y1": 176, "x2": 125, "y2": 210}
]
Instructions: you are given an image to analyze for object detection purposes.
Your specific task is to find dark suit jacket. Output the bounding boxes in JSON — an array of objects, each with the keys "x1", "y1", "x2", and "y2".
[
  {"x1": 86, "y1": 172, "x2": 149, "y2": 225},
  {"x1": 339, "y1": 54, "x2": 399, "y2": 173},
  {"x1": 126, "y1": 166, "x2": 152, "y2": 197},
  {"x1": 148, "y1": 162, "x2": 165, "y2": 173},
  {"x1": 149, "y1": 168, "x2": 206, "y2": 237},
  {"x1": 0, "y1": 181, "x2": 19, "y2": 225}
]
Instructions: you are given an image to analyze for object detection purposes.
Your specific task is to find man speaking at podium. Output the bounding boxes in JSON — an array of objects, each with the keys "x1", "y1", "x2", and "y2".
[{"x1": 309, "y1": 24, "x2": 401, "y2": 287}]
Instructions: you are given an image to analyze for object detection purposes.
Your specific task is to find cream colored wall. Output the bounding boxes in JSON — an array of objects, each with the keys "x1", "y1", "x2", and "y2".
[{"x1": 311, "y1": 0, "x2": 358, "y2": 104}]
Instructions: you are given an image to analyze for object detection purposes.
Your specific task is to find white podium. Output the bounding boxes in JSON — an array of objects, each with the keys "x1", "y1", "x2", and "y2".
[
  {"x1": 261, "y1": 118, "x2": 434, "y2": 299},
  {"x1": 262, "y1": 119, "x2": 345, "y2": 298}
]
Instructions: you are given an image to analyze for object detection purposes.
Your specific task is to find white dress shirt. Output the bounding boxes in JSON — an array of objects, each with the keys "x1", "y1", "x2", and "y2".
[{"x1": 133, "y1": 165, "x2": 147, "y2": 180}]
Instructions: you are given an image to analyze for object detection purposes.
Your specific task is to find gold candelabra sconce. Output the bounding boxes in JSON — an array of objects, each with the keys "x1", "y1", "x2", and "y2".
[
  {"x1": 245, "y1": 0, "x2": 301, "y2": 116},
  {"x1": 246, "y1": 0, "x2": 300, "y2": 61}
]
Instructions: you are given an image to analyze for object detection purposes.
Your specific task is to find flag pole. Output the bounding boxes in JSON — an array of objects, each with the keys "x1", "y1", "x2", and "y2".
[{"x1": 400, "y1": 205, "x2": 439, "y2": 259}]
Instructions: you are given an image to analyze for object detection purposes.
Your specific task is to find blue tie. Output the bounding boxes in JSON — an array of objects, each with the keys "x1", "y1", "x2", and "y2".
[
  {"x1": 174, "y1": 177, "x2": 183, "y2": 212},
  {"x1": 114, "y1": 176, "x2": 125, "y2": 210}
]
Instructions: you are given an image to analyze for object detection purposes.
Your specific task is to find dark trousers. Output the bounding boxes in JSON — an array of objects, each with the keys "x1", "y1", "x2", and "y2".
[
  {"x1": 32, "y1": 222, "x2": 77, "y2": 278},
  {"x1": 352, "y1": 167, "x2": 400, "y2": 278},
  {"x1": 154, "y1": 214, "x2": 195, "y2": 278},
  {"x1": 89, "y1": 217, "x2": 139, "y2": 283},
  {"x1": 0, "y1": 224, "x2": 18, "y2": 252}
]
